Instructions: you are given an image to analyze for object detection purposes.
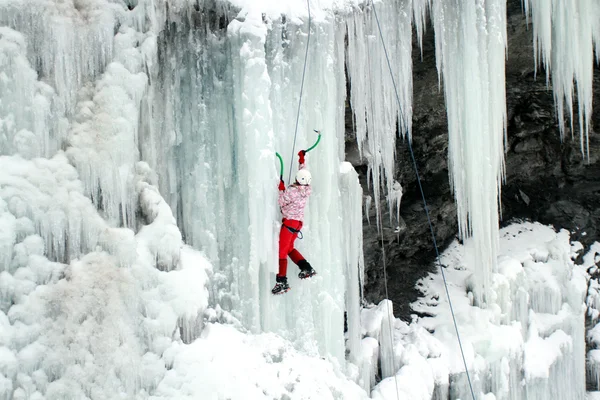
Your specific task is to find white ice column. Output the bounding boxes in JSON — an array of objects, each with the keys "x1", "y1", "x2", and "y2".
[
  {"x1": 339, "y1": 162, "x2": 365, "y2": 365},
  {"x1": 430, "y1": 0, "x2": 507, "y2": 303},
  {"x1": 263, "y1": 13, "x2": 349, "y2": 364},
  {"x1": 227, "y1": 17, "x2": 278, "y2": 332}
]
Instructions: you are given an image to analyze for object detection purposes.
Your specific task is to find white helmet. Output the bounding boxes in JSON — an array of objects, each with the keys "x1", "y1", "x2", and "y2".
[{"x1": 295, "y1": 169, "x2": 312, "y2": 185}]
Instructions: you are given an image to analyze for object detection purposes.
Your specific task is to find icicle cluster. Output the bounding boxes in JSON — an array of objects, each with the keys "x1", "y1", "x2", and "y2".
[
  {"x1": 345, "y1": 0, "x2": 413, "y2": 228},
  {"x1": 523, "y1": 0, "x2": 600, "y2": 158},
  {"x1": 0, "y1": 0, "x2": 117, "y2": 116},
  {"x1": 0, "y1": 28, "x2": 58, "y2": 159},
  {"x1": 346, "y1": 0, "x2": 508, "y2": 305},
  {"x1": 428, "y1": 0, "x2": 508, "y2": 303}
]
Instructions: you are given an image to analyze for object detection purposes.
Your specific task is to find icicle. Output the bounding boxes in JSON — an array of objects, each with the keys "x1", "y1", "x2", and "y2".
[
  {"x1": 345, "y1": 0, "x2": 413, "y2": 231},
  {"x1": 429, "y1": 0, "x2": 507, "y2": 303},
  {"x1": 389, "y1": 180, "x2": 403, "y2": 226},
  {"x1": 364, "y1": 195, "x2": 372, "y2": 225},
  {"x1": 413, "y1": 0, "x2": 431, "y2": 59},
  {"x1": 522, "y1": 0, "x2": 599, "y2": 158}
]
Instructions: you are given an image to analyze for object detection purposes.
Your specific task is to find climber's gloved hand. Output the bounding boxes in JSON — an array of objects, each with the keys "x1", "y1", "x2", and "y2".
[{"x1": 298, "y1": 150, "x2": 306, "y2": 165}]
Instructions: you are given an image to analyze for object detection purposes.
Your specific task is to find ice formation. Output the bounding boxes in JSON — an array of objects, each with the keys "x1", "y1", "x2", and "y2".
[
  {"x1": 427, "y1": 0, "x2": 508, "y2": 304},
  {"x1": 523, "y1": 0, "x2": 600, "y2": 158},
  {"x1": 345, "y1": 0, "x2": 413, "y2": 228},
  {"x1": 410, "y1": 223, "x2": 589, "y2": 400}
]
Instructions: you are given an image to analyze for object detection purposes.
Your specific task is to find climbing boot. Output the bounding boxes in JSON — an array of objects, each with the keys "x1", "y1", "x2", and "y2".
[
  {"x1": 272, "y1": 275, "x2": 290, "y2": 295},
  {"x1": 297, "y1": 260, "x2": 317, "y2": 279}
]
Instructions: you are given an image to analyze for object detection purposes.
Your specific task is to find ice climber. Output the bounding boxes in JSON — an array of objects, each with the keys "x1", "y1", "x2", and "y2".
[{"x1": 272, "y1": 150, "x2": 317, "y2": 295}]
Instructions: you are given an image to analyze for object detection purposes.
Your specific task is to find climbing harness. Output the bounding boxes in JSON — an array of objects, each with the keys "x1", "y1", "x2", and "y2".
[
  {"x1": 369, "y1": 1, "x2": 477, "y2": 399},
  {"x1": 283, "y1": 223, "x2": 303, "y2": 239}
]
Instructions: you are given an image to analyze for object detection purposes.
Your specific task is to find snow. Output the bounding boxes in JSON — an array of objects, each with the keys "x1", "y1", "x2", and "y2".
[
  {"x1": 152, "y1": 323, "x2": 368, "y2": 400},
  {"x1": 412, "y1": 222, "x2": 588, "y2": 400},
  {"x1": 0, "y1": 151, "x2": 210, "y2": 398}
]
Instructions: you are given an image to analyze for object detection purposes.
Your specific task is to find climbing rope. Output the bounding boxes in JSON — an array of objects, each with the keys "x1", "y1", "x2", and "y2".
[
  {"x1": 363, "y1": 16, "x2": 401, "y2": 398},
  {"x1": 368, "y1": 2, "x2": 477, "y2": 399},
  {"x1": 287, "y1": 0, "x2": 312, "y2": 184}
]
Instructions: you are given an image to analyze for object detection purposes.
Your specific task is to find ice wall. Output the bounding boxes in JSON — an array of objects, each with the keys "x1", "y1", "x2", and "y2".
[
  {"x1": 0, "y1": 2, "x2": 211, "y2": 398},
  {"x1": 2, "y1": 0, "x2": 599, "y2": 398},
  {"x1": 523, "y1": 0, "x2": 600, "y2": 158},
  {"x1": 136, "y1": 2, "x2": 367, "y2": 367}
]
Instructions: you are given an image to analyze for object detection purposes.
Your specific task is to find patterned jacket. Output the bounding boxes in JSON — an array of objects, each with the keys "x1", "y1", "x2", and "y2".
[{"x1": 278, "y1": 164, "x2": 311, "y2": 221}]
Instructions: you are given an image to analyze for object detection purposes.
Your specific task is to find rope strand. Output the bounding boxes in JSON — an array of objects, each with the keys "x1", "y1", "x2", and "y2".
[
  {"x1": 288, "y1": 0, "x2": 312, "y2": 184},
  {"x1": 369, "y1": 2, "x2": 477, "y2": 399}
]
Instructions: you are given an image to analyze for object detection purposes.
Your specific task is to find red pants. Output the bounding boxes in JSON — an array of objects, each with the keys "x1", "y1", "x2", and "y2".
[{"x1": 278, "y1": 219, "x2": 305, "y2": 277}]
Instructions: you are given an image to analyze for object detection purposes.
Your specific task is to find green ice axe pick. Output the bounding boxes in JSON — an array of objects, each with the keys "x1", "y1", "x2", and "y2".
[
  {"x1": 275, "y1": 152, "x2": 284, "y2": 179},
  {"x1": 305, "y1": 130, "x2": 322, "y2": 153}
]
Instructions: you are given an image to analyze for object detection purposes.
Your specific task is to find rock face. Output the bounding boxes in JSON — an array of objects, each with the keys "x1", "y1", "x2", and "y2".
[{"x1": 350, "y1": 0, "x2": 600, "y2": 321}]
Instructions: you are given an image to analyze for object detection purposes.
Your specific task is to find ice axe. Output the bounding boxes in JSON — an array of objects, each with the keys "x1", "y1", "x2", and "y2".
[
  {"x1": 275, "y1": 152, "x2": 284, "y2": 180},
  {"x1": 305, "y1": 129, "x2": 322, "y2": 153}
]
